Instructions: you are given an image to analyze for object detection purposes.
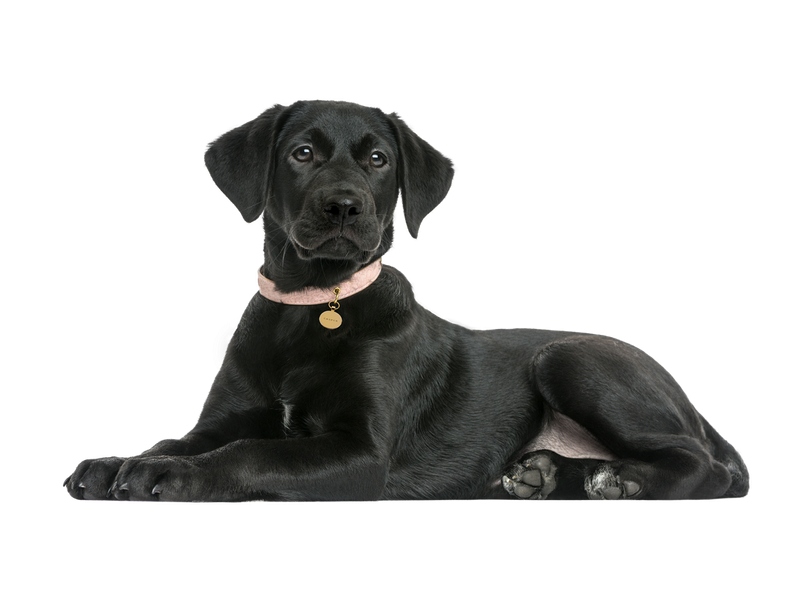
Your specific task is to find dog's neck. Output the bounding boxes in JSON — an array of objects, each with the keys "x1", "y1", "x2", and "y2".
[{"x1": 258, "y1": 259, "x2": 382, "y2": 305}]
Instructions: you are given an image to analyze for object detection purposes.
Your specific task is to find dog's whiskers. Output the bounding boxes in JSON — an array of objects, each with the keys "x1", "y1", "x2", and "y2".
[{"x1": 258, "y1": 211, "x2": 307, "y2": 277}]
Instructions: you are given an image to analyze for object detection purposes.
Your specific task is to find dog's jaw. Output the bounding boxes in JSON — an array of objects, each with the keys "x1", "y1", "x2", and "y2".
[
  {"x1": 261, "y1": 215, "x2": 393, "y2": 293},
  {"x1": 260, "y1": 211, "x2": 395, "y2": 293}
]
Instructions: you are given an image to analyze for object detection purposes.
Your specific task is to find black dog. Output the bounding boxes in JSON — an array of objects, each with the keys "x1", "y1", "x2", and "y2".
[{"x1": 64, "y1": 100, "x2": 748, "y2": 501}]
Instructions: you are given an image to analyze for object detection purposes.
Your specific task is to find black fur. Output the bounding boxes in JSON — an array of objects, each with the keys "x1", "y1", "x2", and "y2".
[{"x1": 64, "y1": 100, "x2": 748, "y2": 501}]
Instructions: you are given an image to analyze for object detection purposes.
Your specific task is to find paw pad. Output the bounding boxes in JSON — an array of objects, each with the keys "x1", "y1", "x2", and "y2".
[{"x1": 502, "y1": 452, "x2": 558, "y2": 500}]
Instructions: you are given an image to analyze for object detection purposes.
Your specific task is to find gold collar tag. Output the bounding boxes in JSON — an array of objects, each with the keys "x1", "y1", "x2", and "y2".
[{"x1": 319, "y1": 287, "x2": 343, "y2": 329}]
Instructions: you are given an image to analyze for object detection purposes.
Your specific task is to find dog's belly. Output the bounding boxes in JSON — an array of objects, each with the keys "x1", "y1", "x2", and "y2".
[
  {"x1": 524, "y1": 411, "x2": 617, "y2": 461},
  {"x1": 491, "y1": 411, "x2": 616, "y2": 492}
]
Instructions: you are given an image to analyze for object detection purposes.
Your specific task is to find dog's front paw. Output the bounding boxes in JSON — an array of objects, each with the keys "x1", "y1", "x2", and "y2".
[
  {"x1": 110, "y1": 456, "x2": 204, "y2": 502},
  {"x1": 64, "y1": 457, "x2": 126, "y2": 500},
  {"x1": 502, "y1": 451, "x2": 558, "y2": 499}
]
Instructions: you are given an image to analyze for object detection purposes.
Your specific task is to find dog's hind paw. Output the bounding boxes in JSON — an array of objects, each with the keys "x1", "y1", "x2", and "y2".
[
  {"x1": 502, "y1": 451, "x2": 558, "y2": 499},
  {"x1": 584, "y1": 464, "x2": 641, "y2": 500}
]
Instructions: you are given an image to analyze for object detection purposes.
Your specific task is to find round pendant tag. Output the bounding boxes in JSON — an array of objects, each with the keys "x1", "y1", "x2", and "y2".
[{"x1": 319, "y1": 310, "x2": 343, "y2": 329}]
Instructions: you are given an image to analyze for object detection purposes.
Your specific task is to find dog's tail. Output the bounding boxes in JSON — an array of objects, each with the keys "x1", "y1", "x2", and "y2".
[{"x1": 702, "y1": 416, "x2": 750, "y2": 498}]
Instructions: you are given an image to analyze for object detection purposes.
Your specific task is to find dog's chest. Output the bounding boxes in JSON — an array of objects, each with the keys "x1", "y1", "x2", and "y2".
[
  {"x1": 269, "y1": 391, "x2": 333, "y2": 439},
  {"x1": 277, "y1": 400, "x2": 303, "y2": 437},
  {"x1": 268, "y1": 366, "x2": 338, "y2": 438}
]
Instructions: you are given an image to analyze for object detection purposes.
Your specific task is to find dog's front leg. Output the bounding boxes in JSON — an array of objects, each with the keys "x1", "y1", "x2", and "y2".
[{"x1": 108, "y1": 435, "x2": 388, "y2": 502}]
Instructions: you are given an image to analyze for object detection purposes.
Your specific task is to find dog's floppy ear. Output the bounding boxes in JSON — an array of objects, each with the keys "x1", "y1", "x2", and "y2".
[
  {"x1": 204, "y1": 104, "x2": 290, "y2": 222},
  {"x1": 387, "y1": 113, "x2": 454, "y2": 238}
]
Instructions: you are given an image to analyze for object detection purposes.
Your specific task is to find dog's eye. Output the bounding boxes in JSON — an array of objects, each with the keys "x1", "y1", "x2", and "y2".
[
  {"x1": 292, "y1": 146, "x2": 313, "y2": 162},
  {"x1": 370, "y1": 152, "x2": 387, "y2": 168}
]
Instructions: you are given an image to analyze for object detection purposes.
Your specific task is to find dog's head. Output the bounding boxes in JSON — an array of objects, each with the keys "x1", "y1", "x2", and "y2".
[{"x1": 204, "y1": 101, "x2": 453, "y2": 286}]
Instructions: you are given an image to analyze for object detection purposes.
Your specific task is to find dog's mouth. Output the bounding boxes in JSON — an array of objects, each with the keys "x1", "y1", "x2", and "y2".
[{"x1": 290, "y1": 229, "x2": 379, "y2": 261}]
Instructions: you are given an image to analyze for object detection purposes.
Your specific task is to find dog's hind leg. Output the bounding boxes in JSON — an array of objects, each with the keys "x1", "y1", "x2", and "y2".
[
  {"x1": 505, "y1": 335, "x2": 745, "y2": 500},
  {"x1": 502, "y1": 445, "x2": 729, "y2": 500}
]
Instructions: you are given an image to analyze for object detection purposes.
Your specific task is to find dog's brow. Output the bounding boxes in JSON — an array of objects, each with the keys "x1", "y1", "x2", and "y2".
[
  {"x1": 307, "y1": 128, "x2": 334, "y2": 157},
  {"x1": 352, "y1": 134, "x2": 382, "y2": 157}
]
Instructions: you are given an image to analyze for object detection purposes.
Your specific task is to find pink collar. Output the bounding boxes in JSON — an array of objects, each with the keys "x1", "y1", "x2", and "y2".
[{"x1": 257, "y1": 260, "x2": 383, "y2": 305}]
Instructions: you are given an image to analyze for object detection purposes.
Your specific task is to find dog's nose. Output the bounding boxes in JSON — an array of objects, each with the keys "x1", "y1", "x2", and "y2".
[{"x1": 324, "y1": 198, "x2": 363, "y2": 226}]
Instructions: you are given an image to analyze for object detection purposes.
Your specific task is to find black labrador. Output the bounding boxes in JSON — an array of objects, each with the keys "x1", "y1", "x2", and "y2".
[{"x1": 64, "y1": 100, "x2": 749, "y2": 501}]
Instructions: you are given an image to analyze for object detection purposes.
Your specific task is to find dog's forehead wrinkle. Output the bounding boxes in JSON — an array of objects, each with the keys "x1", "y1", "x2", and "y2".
[{"x1": 317, "y1": 122, "x2": 388, "y2": 155}]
